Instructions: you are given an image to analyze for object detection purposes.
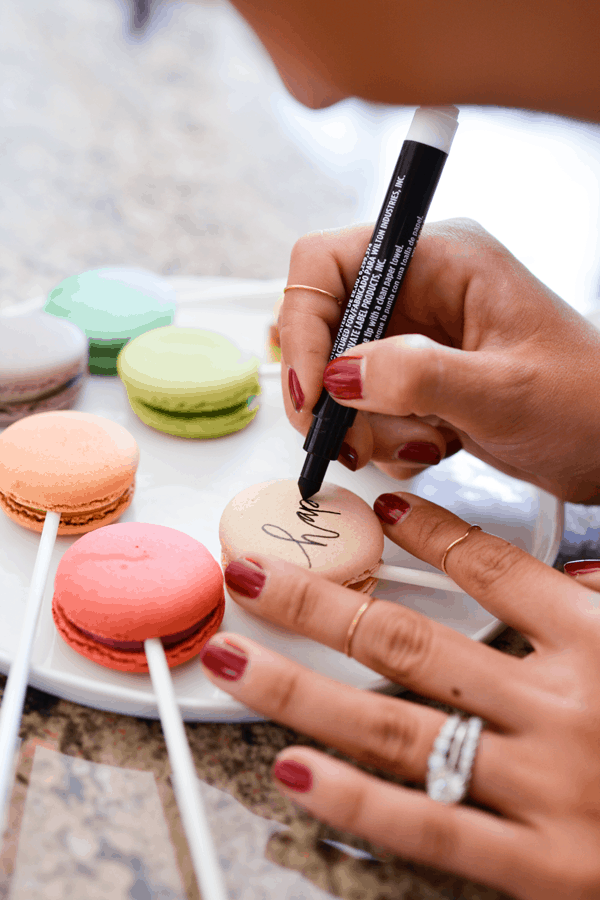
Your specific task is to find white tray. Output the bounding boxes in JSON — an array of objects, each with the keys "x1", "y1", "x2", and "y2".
[{"x1": 0, "y1": 278, "x2": 563, "y2": 722}]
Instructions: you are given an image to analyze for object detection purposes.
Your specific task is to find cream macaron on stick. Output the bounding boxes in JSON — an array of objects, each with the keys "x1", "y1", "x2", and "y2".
[
  {"x1": 219, "y1": 479, "x2": 467, "y2": 595},
  {"x1": 0, "y1": 411, "x2": 139, "y2": 826},
  {"x1": 52, "y1": 523, "x2": 229, "y2": 900}
]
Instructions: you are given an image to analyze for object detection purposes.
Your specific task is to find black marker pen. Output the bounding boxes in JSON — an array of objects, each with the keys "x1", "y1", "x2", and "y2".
[{"x1": 298, "y1": 106, "x2": 459, "y2": 500}]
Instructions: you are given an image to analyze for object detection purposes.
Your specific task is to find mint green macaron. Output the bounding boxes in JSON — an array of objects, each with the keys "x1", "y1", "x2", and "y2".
[
  {"x1": 117, "y1": 326, "x2": 261, "y2": 438},
  {"x1": 45, "y1": 267, "x2": 176, "y2": 375}
]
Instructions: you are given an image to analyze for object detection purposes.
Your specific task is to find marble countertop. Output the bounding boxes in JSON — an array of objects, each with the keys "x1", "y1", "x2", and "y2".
[{"x1": 3, "y1": 0, "x2": 600, "y2": 897}]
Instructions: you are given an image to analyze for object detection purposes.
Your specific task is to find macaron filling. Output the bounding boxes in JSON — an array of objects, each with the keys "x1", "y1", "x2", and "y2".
[
  {"x1": 0, "y1": 371, "x2": 84, "y2": 409},
  {"x1": 64, "y1": 605, "x2": 220, "y2": 652},
  {"x1": 136, "y1": 396, "x2": 254, "y2": 419}
]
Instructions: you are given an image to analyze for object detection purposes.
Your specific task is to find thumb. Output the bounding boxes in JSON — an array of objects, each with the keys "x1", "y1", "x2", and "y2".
[{"x1": 323, "y1": 333, "x2": 510, "y2": 431}]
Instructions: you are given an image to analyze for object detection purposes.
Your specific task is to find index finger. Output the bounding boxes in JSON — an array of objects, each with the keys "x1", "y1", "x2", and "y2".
[
  {"x1": 281, "y1": 225, "x2": 372, "y2": 419},
  {"x1": 374, "y1": 491, "x2": 580, "y2": 650},
  {"x1": 281, "y1": 226, "x2": 377, "y2": 469}
]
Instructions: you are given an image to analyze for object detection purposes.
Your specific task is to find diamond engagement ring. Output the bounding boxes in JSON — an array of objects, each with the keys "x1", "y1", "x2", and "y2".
[{"x1": 426, "y1": 714, "x2": 483, "y2": 804}]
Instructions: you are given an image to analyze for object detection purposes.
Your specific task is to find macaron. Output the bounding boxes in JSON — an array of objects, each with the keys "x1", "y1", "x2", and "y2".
[
  {"x1": 117, "y1": 326, "x2": 261, "y2": 438},
  {"x1": 44, "y1": 267, "x2": 176, "y2": 375},
  {"x1": 219, "y1": 479, "x2": 385, "y2": 593},
  {"x1": 0, "y1": 311, "x2": 87, "y2": 426},
  {"x1": 0, "y1": 411, "x2": 139, "y2": 534},
  {"x1": 52, "y1": 523, "x2": 225, "y2": 672}
]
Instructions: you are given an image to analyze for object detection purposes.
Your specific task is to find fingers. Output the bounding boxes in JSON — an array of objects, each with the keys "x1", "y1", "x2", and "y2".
[
  {"x1": 222, "y1": 555, "x2": 526, "y2": 727},
  {"x1": 374, "y1": 491, "x2": 582, "y2": 649},
  {"x1": 269, "y1": 748, "x2": 530, "y2": 896},
  {"x1": 199, "y1": 632, "x2": 512, "y2": 813},
  {"x1": 321, "y1": 333, "x2": 511, "y2": 432},
  {"x1": 281, "y1": 226, "x2": 372, "y2": 433}
]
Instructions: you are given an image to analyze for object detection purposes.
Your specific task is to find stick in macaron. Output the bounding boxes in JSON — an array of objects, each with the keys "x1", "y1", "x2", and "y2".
[
  {"x1": 51, "y1": 521, "x2": 229, "y2": 900},
  {"x1": 219, "y1": 479, "x2": 470, "y2": 596},
  {"x1": 0, "y1": 410, "x2": 139, "y2": 825}
]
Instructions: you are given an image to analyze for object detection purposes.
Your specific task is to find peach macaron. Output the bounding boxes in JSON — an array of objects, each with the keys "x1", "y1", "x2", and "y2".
[
  {"x1": 52, "y1": 523, "x2": 225, "y2": 672},
  {"x1": 0, "y1": 410, "x2": 139, "y2": 534}
]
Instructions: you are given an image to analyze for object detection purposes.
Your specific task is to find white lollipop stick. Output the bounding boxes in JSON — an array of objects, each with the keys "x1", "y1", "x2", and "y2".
[
  {"x1": 0, "y1": 510, "x2": 61, "y2": 829},
  {"x1": 145, "y1": 638, "x2": 228, "y2": 900},
  {"x1": 376, "y1": 564, "x2": 466, "y2": 593}
]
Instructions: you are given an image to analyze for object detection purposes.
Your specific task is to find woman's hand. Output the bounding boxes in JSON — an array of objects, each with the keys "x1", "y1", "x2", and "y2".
[
  {"x1": 280, "y1": 218, "x2": 600, "y2": 503},
  {"x1": 200, "y1": 493, "x2": 600, "y2": 899}
]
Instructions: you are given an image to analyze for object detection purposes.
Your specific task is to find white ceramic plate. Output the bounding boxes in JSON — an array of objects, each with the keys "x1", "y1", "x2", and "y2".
[{"x1": 0, "y1": 278, "x2": 563, "y2": 722}]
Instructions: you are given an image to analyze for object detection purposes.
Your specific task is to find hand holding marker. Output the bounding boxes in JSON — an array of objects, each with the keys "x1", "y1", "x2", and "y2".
[{"x1": 299, "y1": 106, "x2": 459, "y2": 499}]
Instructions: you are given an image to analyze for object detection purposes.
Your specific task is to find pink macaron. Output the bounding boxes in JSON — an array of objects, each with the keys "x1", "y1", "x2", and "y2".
[{"x1": 52, "y1": 522, "x2": 225, "y2": 672}]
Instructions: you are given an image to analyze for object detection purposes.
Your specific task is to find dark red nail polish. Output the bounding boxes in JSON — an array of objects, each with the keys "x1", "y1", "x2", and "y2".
[
  {"x1": 225, "y1": 559, "x2": 266, "y2": 598},
  {"x1": 200, "y1": 642, "x2": 248, "y2": 681},
  {"x1": 396, "y1": 442, "x2": 441, "y2": 464},
  {"x1": 374, "y1": 493, "x2": 411, "y2": 525},
  {"x1": 323, "y1": 357, "x2": 363, "y2": 400},
  {"x1": 564, "y1": 559, "x2": 600, "y2": 577},
  {"x1": 273, "y1": 759, "x2": 313, "y2": 793},
  {"x1": 288, "y1": 367, "x2": 305, "y2": 412},
  {"x1": 338, "y1": 441, "x2": 358, "y2": 471}
]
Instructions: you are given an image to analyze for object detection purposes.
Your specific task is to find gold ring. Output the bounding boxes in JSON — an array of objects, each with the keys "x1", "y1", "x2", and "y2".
[
  {"x1": 283, "y1": 284, "x2": 341, "y2": 305},
  {"x1": 441, "y1": 525, "x2": 482, "y2": 575},
  {"x1": 344, "y1": 597, "x2": 376, "y2": 657}
]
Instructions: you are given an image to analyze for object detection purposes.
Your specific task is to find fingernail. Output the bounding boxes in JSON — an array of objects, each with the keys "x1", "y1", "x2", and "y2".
[
  {"x1": 273, "y1": 759, "x2": 313, "y2": 793},
  {"x1": 288, "y1": 367, "x2": 304, "y2": 412},
  {"x1": 374, "y1": 493, "x2": 411, "y2": 525},
  {"x1": 564, "y1": 559, "x2": 600, "y2": 577},
  {"x1": 396, "y1": 442, "x2": 441, "y2": 464},
  {"x1": 200, "y1": 640, "x2": 248, "y2": 681},
  {"x1": 338, "y1": 441, "x2": 358, "y2": 471},
  {"x1": 323, "y1": 357, "x2": 363, "y2": 400},
  {"x1": 225, "y1": 558, "x2": 266, "y2": 599}
]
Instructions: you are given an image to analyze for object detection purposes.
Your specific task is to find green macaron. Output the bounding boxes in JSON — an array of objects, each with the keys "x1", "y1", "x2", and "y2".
[
  {"x1": 117, "y1": 326, "x2": 261, "y2": 438},
  {"x1": 45, "y1": 267, "x2": 176, "y2": 375}
]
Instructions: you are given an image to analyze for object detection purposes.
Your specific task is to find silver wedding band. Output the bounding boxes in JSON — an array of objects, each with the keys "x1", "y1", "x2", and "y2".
[{"x1": 426, "y1": 714, "x2": 483, "y2": 804}]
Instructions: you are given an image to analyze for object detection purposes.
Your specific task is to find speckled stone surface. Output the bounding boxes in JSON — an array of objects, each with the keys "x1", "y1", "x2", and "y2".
[
  {"x1": 0, "y1": 0, "x2": 354, "y2": 311},
  {"x1": 2, "y1": 0, "x2": 599, "y2": 897}
]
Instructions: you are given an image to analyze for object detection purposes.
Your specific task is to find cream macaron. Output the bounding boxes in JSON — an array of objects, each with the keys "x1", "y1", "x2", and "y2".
[{"x1": 219, "y1": 479, "x2": 385, "y2": 593}]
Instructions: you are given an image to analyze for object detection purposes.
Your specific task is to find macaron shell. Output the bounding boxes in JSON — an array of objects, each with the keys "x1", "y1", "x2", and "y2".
[
  {"x1": 127, "y1": 394, "x2": 259, "y2": 439},
  {"x1": 0, "y1": 312, "x2": 87, "y2": 393},
  {"x1": 45, "y1": 267, "x2": 176, "y2": 341},
  {"x1": 219, "y1": 479, "x2": 384, "y2": 586},
  {"x1": 54, "y1": 523, "x2": 224, "y2": 639},
  {"x1": 118, "y1": 326, "x2": 260, "y2": 404},
  {"x1": 52, "y1": 523, "x2": 225, "y2": 672},
  {"x1": 0, "y1": 411, "x2": 139, "y2": 511}
]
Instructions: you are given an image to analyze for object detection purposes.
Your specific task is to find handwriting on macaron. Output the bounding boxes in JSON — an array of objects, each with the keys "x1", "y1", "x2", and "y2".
[{"x1": 262, "y1": 497, "x2": 341, "y2": 567}]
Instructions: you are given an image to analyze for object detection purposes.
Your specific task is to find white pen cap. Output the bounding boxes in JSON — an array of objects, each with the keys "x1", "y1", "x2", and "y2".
[{"x1": 405, "y1": 106, "x2": 459, "y2": 154}]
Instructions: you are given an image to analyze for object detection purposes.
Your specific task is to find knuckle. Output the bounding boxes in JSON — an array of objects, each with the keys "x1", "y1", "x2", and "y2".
[
  {"x1": 462, "y1": 537, "x2": 526, "y2": 595},
  {"x1": 413, "y1": 808, "x2": 462, "y2": 866},
  {"x1": 366, "y1": 607, "x2": 435, "y2": 685},
  {"x1": 267, "y1": 666, "x2": 303, "y2": 720},
  {"x1": 331, "y1": 780, "x2": 371, "y2": 835},
  {"x1": 290, "y1": 230, "x2": 327, "y2": 262},
  {"x1": 269, "y1": 569, "x2": 321, "y2": 634},
  {"x1": 357, "y1": 698, "x2": 422, "y2": 774}
]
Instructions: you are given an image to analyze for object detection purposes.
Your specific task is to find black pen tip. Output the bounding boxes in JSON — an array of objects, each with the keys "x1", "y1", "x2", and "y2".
[{"x1": 298, "y1": 476, "x2": 320, "y2": 500}]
